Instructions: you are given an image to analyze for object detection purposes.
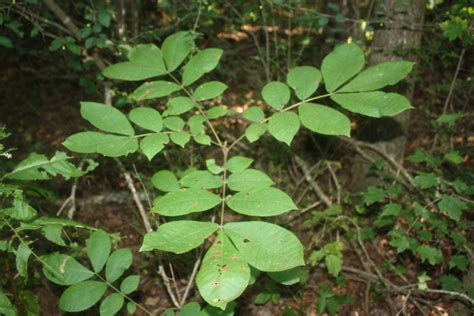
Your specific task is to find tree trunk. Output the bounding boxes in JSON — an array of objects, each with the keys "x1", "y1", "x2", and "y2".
[{"x1": 350, "y1": 0, "x2": 425, "y2": 191}]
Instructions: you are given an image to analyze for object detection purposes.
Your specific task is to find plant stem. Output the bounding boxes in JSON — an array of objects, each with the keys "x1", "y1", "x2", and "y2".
[
  {"x1": 220, "y1": 142, "x2": 229, "y2": 227},
  {"x1": 95, "y1": 273, "x2": 152, "y2": 315}
]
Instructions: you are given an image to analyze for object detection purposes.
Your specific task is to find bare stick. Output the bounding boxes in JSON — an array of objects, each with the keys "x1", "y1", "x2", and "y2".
[
  {"x1": 326, "y1": 161, "x2": 341, "y2": 204},
  {"x1": 180, "y1": 258, "x2": 202, "y2": 306},
  {"x1": 56, "y1": 160, "x2": 84, "y2": 219},
  {"x1": 169, "y1": 263, "x2": 182, "y2": 303},
  {"x1": 116, "y1": 159, "x2": 152, "y2": 233},
  {"x1": 442, "y1": 48, "x2": 466, "y2": 115},
  {"x1": 294, "y1": 155, "x2": 332, "y2": 208},
  {"x1": 157, "y1": 265, "x2": 181, "y2": 309}
]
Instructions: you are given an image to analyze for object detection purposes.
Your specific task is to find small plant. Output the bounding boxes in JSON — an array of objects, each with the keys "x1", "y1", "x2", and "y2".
[
  {"x1": 366, "y1": 147, "x2": 473, "y2": 293},
  {"x1": 62, "y1": 31, "x2": 414, "y2": 310}
]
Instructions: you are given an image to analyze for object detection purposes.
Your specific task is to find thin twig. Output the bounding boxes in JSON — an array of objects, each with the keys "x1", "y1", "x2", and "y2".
[
  {"x1": 180, "y1": 258, "x2": 202, "y2": 306},
  {"x1": 157, "y1": 265, "x2": 182, "y2": 309},
  {"x1": 294, "y1": 155, "x2": 332, "y2": 208},
  {"x1": 169, "y1": 263, "x2": 182, "y2": 304},
  {"x1": 56, "y1": 160, "x2": 84, "y2": 218},
  {"x1": 326, "y1": 161, "x2": 341, "y2": 204},
  {"x1": 116, "y1": 160, "x2": 152, "y2": 233},
  {"x1": 442, "y1": 48, "x2": 466, "y2": 115}
]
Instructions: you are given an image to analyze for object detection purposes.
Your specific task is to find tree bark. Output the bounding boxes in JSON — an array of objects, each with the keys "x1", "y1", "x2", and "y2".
[{"x1": 350, "y1": 0, "x2": 425, "y2": 191}]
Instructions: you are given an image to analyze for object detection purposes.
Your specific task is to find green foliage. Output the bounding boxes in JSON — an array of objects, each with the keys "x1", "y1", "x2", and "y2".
[
  {"x1": 196, "y1": 232, "x2": 250, "y2": 309},
  {"x1": 316, "y1": 283, "x2": 352, "y2": 315},
  {"x1": 152, "y1": 188, "x2": 221, "y2": 216},
  {"x1": 268, "y1": 112, "x2": 300, "y2": 146},
  {"x1": 224, "y1": 222, "x2": 304, "y2": 272},
  {"x1": 331, "y1": 92, "x2": 412, "y2": 118},
  {"x1": 299, "y1": 103, "x2": 351, "y2": 136},
  {"x1": 4, "y1": 152, "x2": 96, "y2": 181},
  {"x1": 262, "y1": 81, "x2": 291, "y2": 110},
  {"x1": 226, "y1": 187, "x2": 296, "y2": 216},
  {"x1": 321, "y1": 43, "x2": 364, "y2": 92},
  {"x1": 102, "y1": 44, "x2": 167, "y2": 81},
  {"x1": 287, "y1": 66, "x2": 322, "y2": 100},
  {"x1": 87, "y1": 230, "x2": 111, "y2": 273},
  {"x1": 310, "y1": 241, "x2": 344, "y2": 277},
  {"x1": 59, "y1": 281, "x2": 107, "y2": 312},
  {"x1": 141, "y1": 221, "x2": 219, "y2": 253},
  {"x1": 56, "y1": 31, "x2": 415, "y2": 310},
  {"x1": 106, "y1": 248, "x2": 133, "y2": 283}
]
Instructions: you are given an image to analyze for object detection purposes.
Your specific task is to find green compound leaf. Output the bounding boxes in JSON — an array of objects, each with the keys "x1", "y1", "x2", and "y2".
[
  {"x1": 243, "y1": 106, "x2": 265, "y2": 122},
  {"x1": 131, "y1": 81, "x2": 181, "y2": 101},
  {"x1": 182, "y1": 48, "x2": 223, "y2": 86},
  {"x1": 287, "y1": 66, "x2": 322, "y2": 100},
  {"x1": 105, "y1": 248, "x2": 133, "y2": 283},
  {"x1": 129, "y1": 107, "x2": 163, "y2": 132},
  {"x1": 245, "y1": 123, "x2": 267, "y2": 143},
  {"x1": 15, "y1": 243, "x2": 31, "y2": 278},
  {"x1": 99, "y1": 293, "x2": 124, "y2": 316},
  {"x1": 261, "y1": 81, "x2": 291, "y2": 110},
  {"x1": 268, "y1": 266, "x2": 302, "y2": 285},
  {"x1": 80, "y1": 102, "x2": 134, "y2": 136},
  {"x1": 162, "y1": 31, "x2": 194, "y2": 72},
  {"x1": 43, "y1": 253, "x2": 94, "y2": 285},
  {"x1": 5, "y1": 151, "x2": 92, "y2": 181},
  {"x1": 194, "y1": 134, "x2": 211, "y2": 145},
  {"x1": 206, "y1": 159, "x2": 224, "y2": 174},
  {"x1": 226, "y1": 187, "x2": 296, "y2": 216},
  {"x1": 268, "y1": 112, "x2": 300, "y2": 145},
  {"x1": 196, "y1": 232, "x2": 250, "y2": 310},
  {"x1": 152, "y1": 189, "x2": 221, "y2": 216},
  {"x1": 180, "y1": 170, "x2": 223, "y2": 189},
  {"x1": 321, "y1": 43, "x2": 365, "y2": 92},
  {"x1": 102, "y1": 44, "x2": 167, "y2": 81},
  {"x1": 152, "y1": 170, "x2": 180, "y2": 192},
  {"x1": 180, "y1": 302, "x2": 202, "y2": 315},
  {"x1": 449, "y1": 255, "x2": 469, "y2": 272},
  {"x1": 227, "y1": 169, "x2": 274, "y2": 191},
  {"x1": 325, "y1": 254, "x2": 342, "y2": 277},
  {"x1": 188, "y1": 115, "x2": 206, "y2": 135},
  {"x1": 438, "y1": 196, "x2": 468, "y2": 221},
  {"x1": 165, "y1": 97, "x2": 195, "y2": 116},
  {"x1": 59, "y1": 281, "x2": 107, "y2": 312},
  {"x1": 339, "y1": 61, "x2": 413, "y2": 92},
  {"x1": 140, "y1": 221, "x2": 219, "y2": 254},
  {"x1": 0, "y1": 291, "x2": 17, "y2": 316},
  {"x1": 414, "y1": 172, "x2": 438, "y2": 189},
  {"x1": 331, "y1": 92, "x2": 412, "y2": 117},
  {"x1": 120, "y1": 275, "x2": 140, "y2": 294},
  {"x1": 86, "y1": 230, "x2": 111, "y2": 273},
  {"x1": 226, "y1": 156, "x2": 254, "y2": 173},
  {"x1": 127, "y1": 302, "x2": 137, "y2": 314},
  {"x1": 416, "y1": 245, "x2": 443, "y2": 265},
  {"x1": 224, "y1": 221, "x2": 304, "y2": 271},
  {"x1": 42, "y1": 224, "x2": 66, "y2": 246},
  {"x1": 207, "y1": 106, "x2": 228, "y2": 119},
  {"x1": 299, "y1": 103, "x2": 351, "y2": 136},
  {"x1": 140, "y1": 133, "x2": 168, "y2": 160},
  {"x1": 163, "y1": 116, "x2": 185, "y2": 131},
  {"x1": 63, "y1": 132, "x2": 138, "y2": 157},
  {"x1": 170, "y1": 131, "x2": 191, "y2": 148},
  {"x1": 194, "y1": 81, "x2": 228, "y2": 101}
]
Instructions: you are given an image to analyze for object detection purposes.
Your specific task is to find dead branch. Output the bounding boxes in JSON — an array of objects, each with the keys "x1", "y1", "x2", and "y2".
[{"x1": 294, "y1": 155, "x2": 332, "y2": 208}]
